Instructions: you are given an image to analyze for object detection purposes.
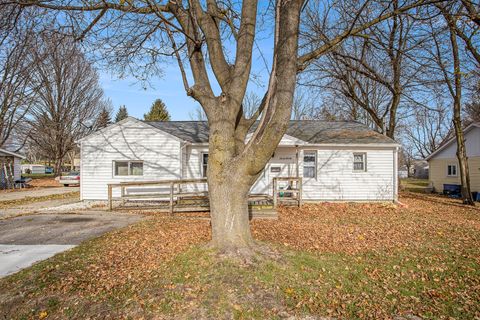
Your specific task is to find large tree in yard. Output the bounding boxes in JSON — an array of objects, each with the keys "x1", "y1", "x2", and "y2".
[{"x1": 13, "y1": 0, "x2": 441, "y2": 254}]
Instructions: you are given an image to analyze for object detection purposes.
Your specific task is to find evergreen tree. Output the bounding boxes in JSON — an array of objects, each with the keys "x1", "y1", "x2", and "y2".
[
  {"x1": 144, "y1": 99, "x2": 170, "y2": 121},
  {"x1": 96, "y1": 107, "x2": 112, "y2": 129},
  {"x1": 115, "y1": 105, "x2": 128, "y2": 122}
]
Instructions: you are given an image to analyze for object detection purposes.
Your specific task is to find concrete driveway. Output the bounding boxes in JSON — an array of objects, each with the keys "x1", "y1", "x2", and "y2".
[{"x1": 0, "y1": 212, "x2": 142, "y2": 277}]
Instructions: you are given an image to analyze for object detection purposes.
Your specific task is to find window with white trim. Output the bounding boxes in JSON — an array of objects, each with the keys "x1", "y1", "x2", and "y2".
[
  {"x1": 447, "y1": 164, "x2": 457, "y2": 177},
  {"x1": 113, "y1": 161, "x2": 143, "y2": 176},
  {"x1": 303, "y1": 151, "x2": 317, "y2": 178},
  {"x1": 201, "y1": 153, "x2": 209, "y2": 177},
  {"x1": 353, "y1": 153, "x2": 367, "y2": 172}
]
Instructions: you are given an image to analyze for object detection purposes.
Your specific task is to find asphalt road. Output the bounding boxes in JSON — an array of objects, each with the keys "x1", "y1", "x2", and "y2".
[{"x1": 0, "y1": 212, "x2": 143, "y2": 277}]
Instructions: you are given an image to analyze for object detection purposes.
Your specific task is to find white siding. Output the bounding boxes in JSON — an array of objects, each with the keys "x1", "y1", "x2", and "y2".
[
  {"x1": 81, "y1": 118, "x2": 397, "y2": 202},
  {"x1": 433, "y1": 127, "x2": 480, "y2": 159},
  {"x1": 301, "y1": 147, "x2": 396, "y2": 201},
  {"x1": 81, "y1": 119, "x2": 182, "y2": 200},
  {"x1": 181, "y1": 145, "x2": 397, "y2": 201},
  {"x1": 249, "y1": 146, "x2": 396, "y2": 201},
  {"x1": 182, "y1": 145, "x2": 209, "y2": 192}
]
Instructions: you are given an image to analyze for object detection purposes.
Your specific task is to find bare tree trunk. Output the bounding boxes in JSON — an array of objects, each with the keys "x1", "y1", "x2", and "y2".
[
  {"x1": 448, "y1": 14, "x2": 475, "y2": 206},
  {"x1": 208, "y1": 169, "x2": 254, "y2": 251},
  {"x1": 452, "y1": 116, "x2": 474, "y2": 205},
  {"x1": 54, "y1": 158, "x2": 62, "y2": 177}
]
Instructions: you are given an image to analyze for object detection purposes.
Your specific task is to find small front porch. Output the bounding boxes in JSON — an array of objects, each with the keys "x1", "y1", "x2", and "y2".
[{"x1": 107, "y1": 177, "x2": 302, "y2": 219}]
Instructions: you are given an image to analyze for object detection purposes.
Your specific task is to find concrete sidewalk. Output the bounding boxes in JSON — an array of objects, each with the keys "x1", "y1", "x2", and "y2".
[
  {"x1": 0, "y1": 187, "x2": 79, "y2": 202},
  {"x1": 0, "y1": 245, "x2": 75, "y2": 277}
]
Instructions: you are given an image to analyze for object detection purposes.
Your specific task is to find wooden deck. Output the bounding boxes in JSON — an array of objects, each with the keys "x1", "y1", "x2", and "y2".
[{"x1": 107, "y1": 177, "x2": 303, "y2": 220}]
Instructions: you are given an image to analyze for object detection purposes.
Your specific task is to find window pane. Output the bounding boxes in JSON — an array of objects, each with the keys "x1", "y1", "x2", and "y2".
[
  {"x1": 303, "y1": 152, "x2": 316, "y2": 178},
  {"x1": 354, "y1": 162, "x2": 364, "y2": 171},
  {"x1": 202, "y1": 154, "x2": 208, "y2": 177},
  {"x1": 354, "y1": 154, "x2": 364, "y2": 162},
  {"x1": 304, "y1": 152, "x2": 316, "y2": 163},
  {"x1": 130, "y1": 162, "x2": 143, "y2": 176},
  {"x1": 115, "y1": 162, "x2": 129, "y2": 176},
  {"x1": 353, "y1": 153, "x2": 366, "y2": 171},
  {"x1": 304, "y1": 167, "x2": 315, "y2": 178}
]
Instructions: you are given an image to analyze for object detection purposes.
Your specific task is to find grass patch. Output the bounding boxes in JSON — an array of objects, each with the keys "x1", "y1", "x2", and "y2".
[
  {"x1": 0, "y1": 191, "x2": 79, "y2": 209},
  {"x1": 401, "y1": 178, "x2": 429, "y2": 193},
  {"x1": 0, "y1": 193, "x2": 479, "y2": 319}
]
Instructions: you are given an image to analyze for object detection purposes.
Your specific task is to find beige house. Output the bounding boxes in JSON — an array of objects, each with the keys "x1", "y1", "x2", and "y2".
[{"x1": 426, "y1": 123, "x2": 480, "y2": 193}]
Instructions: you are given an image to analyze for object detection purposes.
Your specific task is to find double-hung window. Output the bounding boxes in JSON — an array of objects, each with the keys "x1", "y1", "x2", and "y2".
[
  {"x1": 114, "y1": 161, "x2": 143, "y2": 176},
  {"x1": 303, "y1": 151, "x2": 317, "y2": 178},
  {"x1": 353, "y1": 153, "x2": 367, "y2": 172},
  {"x1": 201, "y1": 153, "x2": 209, "y2": 177},
  {"x1": 447, "y1": 164, "x2": 457, "y2": 177}
]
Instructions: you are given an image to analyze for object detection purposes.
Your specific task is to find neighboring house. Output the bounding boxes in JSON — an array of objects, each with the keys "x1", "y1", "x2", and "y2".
[
  {"x1": 411, "y1": 160, "x2": 429, "y2": 179},
  {"x1": 426, "y1": 122, "x2": 480, "y2": 193},
  {"x1": 21, "y1": 164, "x2": 46, "y2": 174},
  {"x1": 0, "y1": 148, "x2": 25, "y2": 188},
  {"x1": 398, "y1": 165, "x2": 409, "y2": 179},
  {"x1": 79, "y1": 117, "x2": 400, "y2": 202}
]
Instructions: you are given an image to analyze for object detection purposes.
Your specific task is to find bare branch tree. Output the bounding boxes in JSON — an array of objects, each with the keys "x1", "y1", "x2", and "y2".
[
  {"x1": 27, "y1": 32, "x2": 105, "y2": 175},
  {"x1": 302, "y1": 0, "x2": 432, "y2": 139},
  {"x1": 428, "y1": 3, "x2": 476, "y2": 205},
  {"x1": 0, "y1": 4, "x2": 38, "y2": 148},
  {"x1": 403, "y1": 100, "x2": 452, "y2": 159},
  {"x1": 7, "y1": 0, "x2": 440, "y2": 253}
]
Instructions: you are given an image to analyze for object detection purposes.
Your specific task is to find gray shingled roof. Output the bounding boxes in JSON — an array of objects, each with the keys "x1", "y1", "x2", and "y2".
[{"x1": 145, "y1": 120, "x2": 397, "y2": 145}]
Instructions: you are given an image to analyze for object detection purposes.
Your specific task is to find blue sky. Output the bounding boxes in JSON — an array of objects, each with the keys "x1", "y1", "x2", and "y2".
[
  {"x1": 99, "y1": 64, "x2": 202, "y2": 120},
  {"x1": 99, "y1": 37, "x2": 274, "y2": 121}
]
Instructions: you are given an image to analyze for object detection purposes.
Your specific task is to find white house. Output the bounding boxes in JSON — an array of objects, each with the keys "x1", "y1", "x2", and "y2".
[{"x1": 79, "y1": 117, "x2": 400, "y2": 202}]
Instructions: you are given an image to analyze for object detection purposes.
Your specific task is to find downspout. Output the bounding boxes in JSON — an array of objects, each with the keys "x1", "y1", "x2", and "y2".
[
  {"x1": 393, "y1": 146, "x2": 399, "y2": 203},
  {"x1": 295, "y1": 145, "x2": 299, "y2": 178},
  {"x1": 179, "y1": 141, "x2": 189, "y2": 179}
]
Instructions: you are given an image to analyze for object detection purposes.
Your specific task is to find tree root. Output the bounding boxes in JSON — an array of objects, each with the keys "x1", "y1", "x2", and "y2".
[{"x1": 204, "y1": 241, "x2": 284, "y2": 266}]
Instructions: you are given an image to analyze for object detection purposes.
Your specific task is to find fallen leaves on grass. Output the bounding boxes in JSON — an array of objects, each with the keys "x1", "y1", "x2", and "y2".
[
  {"x1": 0, "y1": 192, "x2": 479, "y2": 319},
  {"x1": 50, "y1": 218, "x2": 211, "y2": 296},
  {"x1": 0, "y1": 191, "x2": 79, "y2": 209},
  {"x1": 29, "y1": 178, "x2": 60, "y2": 188},
  {"x1": 252, "y1": 193, "x2": 480, "y2": 255}
]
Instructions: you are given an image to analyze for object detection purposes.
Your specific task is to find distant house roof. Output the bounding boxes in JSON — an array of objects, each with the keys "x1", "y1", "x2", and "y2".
[
  {"x1": 145, "y1": 120, "x2": 398, "y2": 145},
  {"x1": 0, "y1": 148, "x2": 25, "y2": 159},
  {"x1": 425, "y1": 122, "x2": 480, "y2": 160}
]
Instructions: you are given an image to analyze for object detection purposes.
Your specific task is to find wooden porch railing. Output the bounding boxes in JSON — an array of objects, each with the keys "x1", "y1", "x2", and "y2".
[
  {"x1": 107, "y1": 176, "x2": 303, "y2": 213},
  {"x1": 272, "y1": 177, "x2": 302, "y2": 208},
  {"x1": 108, "y1": 178, "x2": 208, "y2": 213}
]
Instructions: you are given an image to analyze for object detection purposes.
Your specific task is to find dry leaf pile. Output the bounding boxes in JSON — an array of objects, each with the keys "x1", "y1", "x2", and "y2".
[
  {"x1": 253, "y1": 193, "x2": 480, "y2": 255},
  {"x1": 43, "y1": 192, "x2": 480, "y2": 297},
  {"x1": 49, "y1": 218, "x2": 211, "y2": 295}
]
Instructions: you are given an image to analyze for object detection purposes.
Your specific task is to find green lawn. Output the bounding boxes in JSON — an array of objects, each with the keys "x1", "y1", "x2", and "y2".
[
  {"x1": 400, "y1": 178, "x2": 430, "y2": 193},
  {"x1": 0, "y1": 191, "x2": 79, "y2": 209},
  {"x1": 0, "y1": 193, "x2": 479, "y2": 319}
]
